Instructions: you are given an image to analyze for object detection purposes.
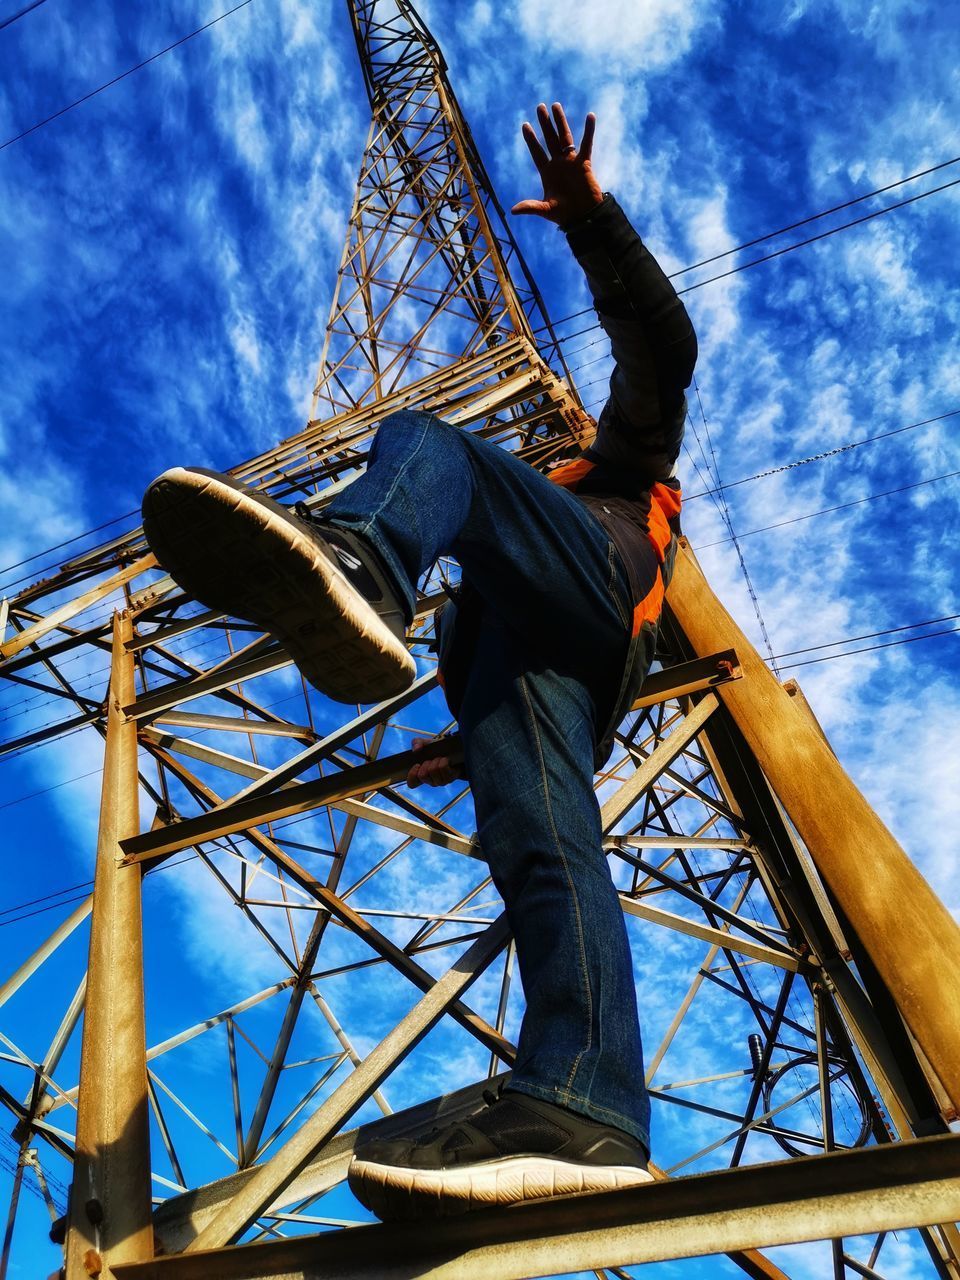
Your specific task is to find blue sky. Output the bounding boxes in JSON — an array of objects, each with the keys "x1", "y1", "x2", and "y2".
[{"x1": 0, "y1": 0, "x2": 958, "y2": 1275}]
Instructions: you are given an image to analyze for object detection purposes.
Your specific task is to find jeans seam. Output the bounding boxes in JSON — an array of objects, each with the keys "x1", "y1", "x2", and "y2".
[
  {"x1": 509, "y1": 1079, "x2": 647, "y2": 1144},
  {"x1": 518, "y1": 672, "x2": 593, "y2": 1094},
  {"x1": 352, "y1": 415, "x2": 433, "y2": 542}
]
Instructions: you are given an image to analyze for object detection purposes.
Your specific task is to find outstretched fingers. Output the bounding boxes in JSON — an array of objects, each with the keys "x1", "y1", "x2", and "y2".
[
  {"x1": 537, "y1": 101, "x2": 562, "y2": 156},
  {"x1": 552, "y1": 101, "x2": 576, "y2": 153},
  {"x1": 520, "y1": 119, "x2": 549, "y2": 172},
  {"x1": 578, "y1": 111, "x2": 596, "y2": 160},
  {"x1": 512, "y1": 100, "x2": 602, "y2": 222}
]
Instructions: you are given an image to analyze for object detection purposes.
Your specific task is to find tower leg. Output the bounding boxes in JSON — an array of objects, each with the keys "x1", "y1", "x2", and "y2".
[
  {"x1": 668, "y1": 542, "x2": 960, "y2": 1113},
  {"x1": 65, "y1": 613, "x2": 152, "y2": 1277}
]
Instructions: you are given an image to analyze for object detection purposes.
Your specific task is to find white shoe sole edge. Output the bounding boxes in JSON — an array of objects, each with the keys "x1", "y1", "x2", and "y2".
[
  {"x1": 143, "y1": 467, "x2": 416, "y2": 704},
  {"x1": 349, "y1": 1155, "x2": 654, "y2": 1219}
]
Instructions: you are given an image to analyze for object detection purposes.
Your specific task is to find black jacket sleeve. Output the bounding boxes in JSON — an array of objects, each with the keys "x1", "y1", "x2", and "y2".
[{"x1": 563, "y1": 194, "x2": 698, "y2": 483}]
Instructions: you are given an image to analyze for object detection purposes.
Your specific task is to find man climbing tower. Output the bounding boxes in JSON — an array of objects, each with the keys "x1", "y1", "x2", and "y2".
[{"x1": 141, "y1": 102, "x2": 697, "y2": 1221}]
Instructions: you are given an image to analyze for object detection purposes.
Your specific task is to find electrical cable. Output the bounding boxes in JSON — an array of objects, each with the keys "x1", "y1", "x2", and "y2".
[
  {"x1": 0, "y1": 509, "x2": 139, "y2": 584},
  {"x1": 695, "y1": 469, "x2": 960, "y2": 549},
  {"x1": 675, "y1": 176, "x2": 960, "y2": 297},
  {"x1": 669, "y1": 155, "x2": 960, "y2": 278},
  {"x1": 689, "y1": 380, "x2": 781, "y2": 675},
  {"x1": 0, "y1": 0, "x2": 256, "y2": 152},
  {"x1": 773, "y1": 613, "x2": 959, "y2": 660},
  {"x1": 536, "y1": 155, "x2": 960, "y2": 338},
  {"x1": 685, "y1": 408, "x2": 960, "y2": 501},
  {"x1": 778, "y1": 626, "x2": 959, "y2": 670},
  {"x1": 0, "y1": 0, "x2": 49, "y2": 33}
]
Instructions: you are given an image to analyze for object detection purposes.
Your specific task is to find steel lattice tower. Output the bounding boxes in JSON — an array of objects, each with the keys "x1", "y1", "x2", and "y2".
[{"x1": 0, "y1": 3, "x2": 958, "y2": 1278}]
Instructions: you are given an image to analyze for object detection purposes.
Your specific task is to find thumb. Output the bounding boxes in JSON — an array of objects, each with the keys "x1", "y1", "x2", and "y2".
[{"x1": 511, "y1": 199, "x2": 553, "y2": 218}]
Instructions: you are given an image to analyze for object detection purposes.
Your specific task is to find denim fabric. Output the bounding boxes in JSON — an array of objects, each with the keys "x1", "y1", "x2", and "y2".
[{"x1": 324, "y1": 409, "x2": 651, "y2": 1149}]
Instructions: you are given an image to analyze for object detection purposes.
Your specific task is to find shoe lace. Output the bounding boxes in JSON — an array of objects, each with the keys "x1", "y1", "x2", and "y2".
[{"x1": 482, "y1": 1082, "x2": 505, "y2": 1108}]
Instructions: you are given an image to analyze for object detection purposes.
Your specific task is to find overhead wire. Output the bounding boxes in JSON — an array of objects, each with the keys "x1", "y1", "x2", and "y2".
[
  {"x1": 0, "y1": 509, "x2": 139, "y2": 584},
  {"x1": 0, "y1": 0, "x2": 256, "y2": 152},
  {"x1": 537, "y1": 155, "x2": 960, "y2": 339},
  {"x1": 778, "y1": 626, "x2": 959, "y2": 671},
  {"x1": 1, "y1": 164, "x2": 955, "y2": 588},
  {"x1": 0, "y1": 0, "x2": 49, "y2": 33},
  {"x1": 685, "y1": 408, "x2": 960, "y2": 501},
  {"x1": 674, "y1": 176, "x2": 960, "y2": 297},
  {"x1": 773, "y1": 613, "x2": 960, "y2": 661},
  {"x1": 688, "y1": 379, "x2": 781, "y2": 675},
  {"x1": 695, "y1": 468, "x2": 960, "y2": 549}
]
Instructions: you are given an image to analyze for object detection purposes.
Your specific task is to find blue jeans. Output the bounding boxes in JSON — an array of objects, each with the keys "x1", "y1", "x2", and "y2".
[{"x1": 325, "y1": 410, "x2": 651, "y2": 1150}]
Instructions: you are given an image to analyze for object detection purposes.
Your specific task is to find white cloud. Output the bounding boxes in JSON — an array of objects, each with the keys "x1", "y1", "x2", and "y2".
[{"x1": 516, "y1": 0, "x2": 717, "y2": 67}]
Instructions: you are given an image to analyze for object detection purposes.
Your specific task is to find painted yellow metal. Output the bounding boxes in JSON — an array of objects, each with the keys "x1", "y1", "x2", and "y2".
[
  {"x1": 668, "y1": 541, "x2": 960, "y2": 1113},
  {"x1": 65, "y1": 613, "x2": 153, "y2": 1276}
]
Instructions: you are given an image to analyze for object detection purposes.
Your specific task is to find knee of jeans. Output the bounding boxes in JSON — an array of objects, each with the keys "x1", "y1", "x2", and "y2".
[{"x1": 378, "y1": 408, "x2": 450, "y2": 438}]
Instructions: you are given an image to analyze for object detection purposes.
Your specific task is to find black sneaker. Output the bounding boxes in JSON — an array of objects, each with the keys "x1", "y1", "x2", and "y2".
[
  {"x1": 141, "y1": 467, "x2": 415, "y2": 704},
  {"x1": 347, "y1": 1088, "x2": 652, "y2": 1221}
]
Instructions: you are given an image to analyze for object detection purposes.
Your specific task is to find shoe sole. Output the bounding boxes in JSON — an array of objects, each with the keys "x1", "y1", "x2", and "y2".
[
  {"x1": 348, "y1": 1155, "x2": 654, "y2": 1221},
  {"x1": 142, "y1": 468, "x2": 416, "y2": 704}
]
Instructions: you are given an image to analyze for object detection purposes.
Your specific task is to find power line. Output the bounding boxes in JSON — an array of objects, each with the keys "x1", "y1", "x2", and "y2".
[
  {"x1": 689, "y1": 380, "x2": 781, "y2": 675},
  {"x1": 669, "y1": 155, "x2": 960, "y2": 278},
  {"x1": 0, "y1": 0, "x2": 49, "y2": 33},
  {"x1": 773, "y1": 613, "x2": 960, "y2": 661},
  {"x1": 695, "y1": 469, "x2": 960, "y2": 550},
  {"x1": 0, "y1": 509, "x2": 139, "y2": 585},
  {"x1": 778, "y1": 626, "x2": 960, "y2": 671},
  {"x1": 675, "y1": 176, "x2": 960, "y2": 298},
  {"x1": 537, "y1": 154, "x2": 960, "y2": 338},
  {"x1": 0, "y1": 201, "x2": 953, "y2": 589},
  {"x1": 685, "y1": 409, "x2": 960, "y2": 502},
  {"x1": 0, "y1": 0, "x2": 256, "y2": 152}
]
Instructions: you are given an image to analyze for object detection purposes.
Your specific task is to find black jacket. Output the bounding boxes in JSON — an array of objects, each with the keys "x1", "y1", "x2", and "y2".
[{"x1": 439, "y1": 194, "x2": 698, "y2": 767}]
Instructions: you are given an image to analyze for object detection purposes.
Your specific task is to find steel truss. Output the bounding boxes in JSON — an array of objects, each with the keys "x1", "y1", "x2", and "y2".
[{"x1": 0, "y1": 2, "x2": 958, "y2": 1278}]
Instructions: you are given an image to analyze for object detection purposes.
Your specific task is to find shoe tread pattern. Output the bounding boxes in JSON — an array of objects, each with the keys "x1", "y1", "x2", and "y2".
[
  {"x1": 142, "y1": 468, "x2": 414, "y2": 704},
  {"x1": 349, "y1": 1155, "x2": 653, "y2": 1221}
]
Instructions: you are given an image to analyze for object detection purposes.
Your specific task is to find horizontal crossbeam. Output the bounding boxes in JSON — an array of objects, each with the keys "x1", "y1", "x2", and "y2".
[{"x1": 112, "y1": 1134, "x2": 960, "y2": 1280}]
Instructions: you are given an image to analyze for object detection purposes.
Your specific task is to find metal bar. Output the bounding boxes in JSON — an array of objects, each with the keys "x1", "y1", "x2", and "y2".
[
  {"x1": 1, "y1": 555, "x2": 155, "y2": 660},
  {"x1": 309, "y1": 990, "x2": 391, "y2": 1119},
  {"x1": 28, "y1": 976, "x2": 86, "y2": 1112},
  {"x1": 668, "y1": 544, "x2": 960, "y2": 1110},
  {"x1": 0, "y1": 1145, "x2": 24, "y2": 1280},
  {"x1": 601, "y1": 693, "x2": 718, "y2": 830},
  {"x1": 65, "y1": 612, "x2": 153, "y2": 1274},
  {"x1": 0, "y1": 898, "x2": 92, "y2": 1008},
  {"x1": 240, "y1": 922, "x2": 326, "y2": 1166},
  {"x1": 120, "y1": 741, "x2": 464, "y2": 865},
  {"x1": 152, "y1": 711, "x2": 314, "y2": 739},
  {"x1": 114, "y1": 1135, "x2": 960, "y2": 1280},
  {"x1": 618, "y1": 897, "x2": 807, "y2": 972},
  {"x1": 185, "y1": 914, "x2": 511, "y2": 1250},
  {"x1": 630, "y1": 649, "x2": 741, "y2": 708}
]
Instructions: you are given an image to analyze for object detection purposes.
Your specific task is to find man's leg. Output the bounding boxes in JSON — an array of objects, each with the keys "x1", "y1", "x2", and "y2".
[
  {"x1": 143, "y1": 409, "x2": 624, "y2": 703},
  {"x1": 322, "y1": 409, "x2": 632, "y2": 680},
  {"x1": 348, "y1": 613, "x2": 652, "y2": 1221},
  {"x1": 460, "y1": 615, "x2": 650, "y2": 1147},
  {"x1": 329, "y1": 411, "x2": 651, "y2": 1131}
]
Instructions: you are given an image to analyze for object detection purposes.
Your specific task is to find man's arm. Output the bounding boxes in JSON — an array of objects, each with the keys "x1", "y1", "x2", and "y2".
[{"x1": 514, "y1": 103, "x2": 697, "y2": 483}]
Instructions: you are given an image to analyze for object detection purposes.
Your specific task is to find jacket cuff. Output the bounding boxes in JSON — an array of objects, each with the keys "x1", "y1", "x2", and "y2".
[{"x1": 563, "y1": 192, "x2": 637, "y2": 261}]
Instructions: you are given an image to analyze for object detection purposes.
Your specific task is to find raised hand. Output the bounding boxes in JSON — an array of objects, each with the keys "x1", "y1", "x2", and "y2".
[
  {"x1": 511, "y1": 101, "x2": 604, "y2": 226},
  {"x1": 407, "y1": 736, "x2": 466, "y2": 789}
]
